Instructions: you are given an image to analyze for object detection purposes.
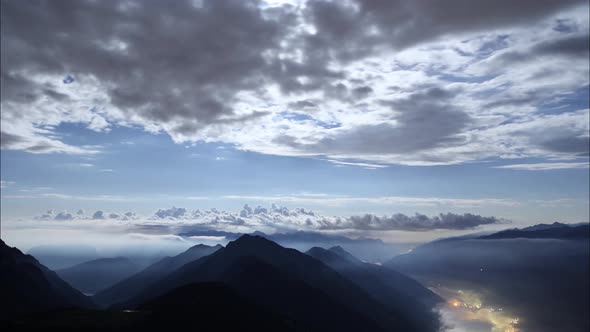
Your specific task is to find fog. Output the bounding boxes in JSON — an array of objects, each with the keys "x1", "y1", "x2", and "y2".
[{"x1": 388, "y1": 238, "x2": 590, "y2": 332}]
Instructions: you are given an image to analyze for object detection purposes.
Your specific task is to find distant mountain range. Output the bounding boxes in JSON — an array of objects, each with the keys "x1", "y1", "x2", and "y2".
[
  {"x1": 2, "y1": 235, "x2": 439, "y2": 331},
  {"x1": 479, "y1": 222, "x2": 589, "y2": 239},
  {"x1": 93, "y1": 244, "x2": 222, "y2": 307},
  {"x1": 56, "y1": 257, "x2": 142, "y2": 294},
  {"x1": 178, "y1": 229, "x2": 414, "y2": 262},
  {"x1": 5, "y1": 222, "x2": 586, "y2": 331},
  {"x1": 0, "y1": 240, "x2": 94, "y2": 319},
  {"x1": 120, "y1": 234, "x2": 436, "y2": 331},
  {"x1": 26, "y1": 244, "x2": 100, "y2": 270}
]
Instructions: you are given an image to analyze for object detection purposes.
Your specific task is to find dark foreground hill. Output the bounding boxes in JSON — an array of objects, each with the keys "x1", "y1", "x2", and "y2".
[
  {"x1": 0, "y1": 240, "x2": 94, "y2": 319},
  {"x1": 56, "y1": 257, "x2": 142, "y2": 294},
  {"x1": 3, "y1": 283, "x2": 301, "y2": 332}
]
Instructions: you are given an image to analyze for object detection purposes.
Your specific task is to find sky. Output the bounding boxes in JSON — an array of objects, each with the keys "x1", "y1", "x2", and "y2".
[{"x1": 1, "y1": 0, "x2": 589, "y2": 246}]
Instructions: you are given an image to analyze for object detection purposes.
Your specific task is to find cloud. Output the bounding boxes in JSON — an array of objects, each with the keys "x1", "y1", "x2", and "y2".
[
  {"x1": 222, "y1": 195, "x2": 518, "y2": 208},
  {"x1": 305, "y1": 0, "x2": 586, "y2": 51},
  {"x1": 34, "y1": 210, "x2": 74, "y2": 221},
  {"x1": 318, "y1": 213, "x2": 507, "y2": 231},
  {"x1": 38, "y1": 193, "x2": 134, "y2": 201},
  {"x1": 33, "y1": 209, "x2": 138, "y2": 222},
  {"x1": 494, "y1": 162, "x2": 589, "y2": 170},
  {"x1": 154, "y1": 207, "x2": 188, "y2": 220},
  {"x1": 138, "y1": 204, "x2": 508, "y2": 232},
  {"x1": 0, "y1": 179, "x2": 15, "y2": 189},
  {"x1": 92, "y1": 210, "x2": 105, "y2": 220},
  {"x1": 54, "y1": 211, "x2": 74, "y2": 221},
  {"x1": 126, "y1": 233, "x2": 187, "y2": 243},
  {"x1": 324, "y1": 159, "x2": 388, "y2": 169},
  {"x1": 0, "y1": 0, "x2": 588, "y2": 166}
]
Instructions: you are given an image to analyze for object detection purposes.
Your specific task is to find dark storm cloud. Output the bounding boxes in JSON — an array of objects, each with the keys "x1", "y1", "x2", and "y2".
[
  {"x1": 539, "y1": 135, "x2": 590, "y2": 154},
  {"x1": 0, "y1": 0, "x2": 296, "y2": 133},
  {"x1": 319, "y1": 212, "x2": 505, "y2": 231},
  {"x1": 0, "y1": 132, "x2": 26, "y2": 148},
  {"x1": 54, "y1": 211, "x2": 74, "y2": 221},
  {"x1": 1, "y1": 131, "x2": 81, "y2": 154},
  {"x1": 305, "y1": 0, "x2": 585, "y2": 54},
  {"x1": 92, "y1": 211, "x2": 105, "y2": 220},
  {"x1": 485, "y1": 33, "x2": 590, "y2": 70},
  {"x1": 1, "y1": 0, "x2": 587, "y2": 163},
  {"x1": 285, "y1": 87, "x2": 471, "y2": 155},
  {"x1": 154, "y1": 207, "x2": 188, "y2": 219}
]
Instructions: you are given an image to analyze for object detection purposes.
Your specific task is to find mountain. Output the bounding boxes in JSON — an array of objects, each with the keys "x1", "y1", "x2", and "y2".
[
  {"x1": 178, "y1": 229, "x2": 414, "y2": 262},
  {"x1": 125, "y1": 235, "x2": 426, "y2": 332},
  {"x1": 386, "y1": 228, "x2": 590, "y2": 332},
  {"x1": 27, "y1": 244, "x2": 100, "y2": 270},
  {"x1": 56, "y1": 257, "x2": 142, "y2": 294},
  {"x1": 306, "y1": 246, "x2": 442, "y2": 331},
  {"x1": 3, "y1": 283, "x2": 302, "y2": 332},
  {"x1": 138, "y1": 282, "x2": 302, "y2": 331},
  {"x1": 479, "y1": 223, "x2": 589, "y2": 239},
  {"x1": 93, "y1": 243, "x2": 222, "y2": 307},
  {"x1": 0, "y1": 240, "x2": 94, "y2": 319}
]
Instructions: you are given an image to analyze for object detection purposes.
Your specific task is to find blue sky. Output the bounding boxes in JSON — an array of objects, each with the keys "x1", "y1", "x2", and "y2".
[
  {"x1": 1, "y1": 0, "x2": 589, "y2": 245},
  {"x1": 2, "y1": 123, "x2": 588, "y2": 223}
]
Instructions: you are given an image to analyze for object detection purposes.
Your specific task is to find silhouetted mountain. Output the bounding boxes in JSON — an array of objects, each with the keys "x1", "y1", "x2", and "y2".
[
  {"x1": 178, "y1": 229, "x2": 414, "y2": 262},
  {"x1": 93, "y1": 243, "x2": 222, "y2": 307},
  {"x1": 386, "y1": 234, "x2": 590, "y2": 332},
  {"x1": 56, "y1": 257, "x2": 142, "y2": 295},
  {"x1": 0, "y1": 240, "x2": 94, "y2": 319},
  {"x1": 328, "y1": 245, "x2": 363, "y2": 262},
  {"x1": 126, "y1": 235, "x2": 424, "y2": 331},
  {"x1": 479, "y1": 223, "x2": 589, "y2": 239},
  {"x1": 2, "y1": 282, "x2": 302, "y2": 332},
  {"x1": 137, "y1": 282, "x2": 301, "y2": 331},
  {"x1": 522, "y1": 222, "x2": 571, "y2": 231},
  {"x1": 307, "y1": 246, "x2": 442, "y2": 331}
]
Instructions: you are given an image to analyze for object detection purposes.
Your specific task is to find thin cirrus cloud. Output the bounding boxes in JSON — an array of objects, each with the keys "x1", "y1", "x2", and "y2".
[
  {"x1": 221, "y1": 195, "x2": 519, "y2": 208},
  {"x1": 0, "y1": 0, "x2": 587, "y2": 166},
  {"x1": 494, "y1": 162, "x2": 590, "y2": 170}
]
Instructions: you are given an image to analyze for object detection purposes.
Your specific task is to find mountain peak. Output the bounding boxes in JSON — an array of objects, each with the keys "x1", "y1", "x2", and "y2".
[
  {"x1": 329, "y1": 246, "x2": 361, "y2": 263},
  {"x1": 228, "y1": 234, "x2": 278, "y2": 250},
  {"x1": 187, "y1": 243, "x2": 218, "y2": 251}
]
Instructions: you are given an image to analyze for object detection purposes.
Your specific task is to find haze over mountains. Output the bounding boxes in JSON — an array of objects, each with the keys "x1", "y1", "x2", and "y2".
[
  {"x1": 93, "y1": 243, "x2": 223, "y2": 306},
  {"x1": 178, "y1": 229, "x2": 415, "y2": 262},
  {"x1": 387, "y1": 222, "x2": 590, "y2": 332},
  {"x1": 1, "y1": 0, "x2": 588, "y2": 331},
  {"x1": 2, "y1": 222, "x2": 588, "y2": 331},
  {"x1": 56, "y1": 257, "x2": 142, "y2": 295},
  {"x1": 1, "y1": 234, "x2": 440, "y2": 331}
]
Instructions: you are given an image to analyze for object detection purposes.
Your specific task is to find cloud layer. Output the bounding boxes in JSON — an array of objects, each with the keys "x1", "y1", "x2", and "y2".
[
  {"x1": 32, "y1": 204, "x2": 506, "y2": 232},
  {"x1": 1, "y1": 0, "x2": 588, "y2": 165}
]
